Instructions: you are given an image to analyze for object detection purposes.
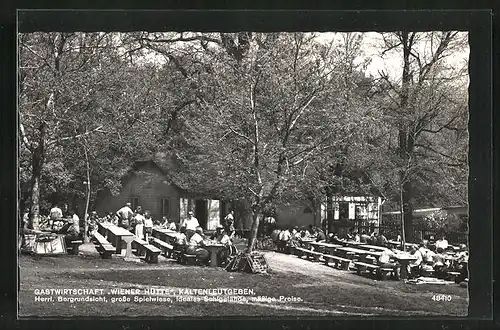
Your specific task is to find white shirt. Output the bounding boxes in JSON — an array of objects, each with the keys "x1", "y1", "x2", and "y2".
[
  {"x1": 225, "y1": 213, "x2": 234, "y2": 222},
  {"x1": 379, "y1": 249, "x2": 394, "y2": 264},
  {"x1": 411, "y1": 250, "x2": 423, "y2": 266},
  {"x1": 189, "y1": 233, "x2": 204, "y2": 246},
  {"x1": 50, "y1": 207, "x2": 63, "y2": 220},
  {"x1": 117, "y1": 206, "x2": 134, "y2": 220},
  {"x1": 134, "y1": 214, "x2": 145, "y2": 225},
  {"x1": 144, "y1": 217, "x2": 153, "y2": 228},
  {"x1": 279, "y1": 230, "x2": 291, "y2": 241},
  {"x1": 182, "y1": 217, "x2": 200, "y2": 231},
  {"x1": 435, "y1": 239, "x2": 449, "y2": 250}
]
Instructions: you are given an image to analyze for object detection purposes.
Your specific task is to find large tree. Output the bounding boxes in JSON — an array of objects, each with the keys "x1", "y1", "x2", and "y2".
[
  {"x1": 138, "y1": 32, "x2": 373, "y2": 251},
  {"x1": 374, "y1": 31, "x2": 468, "y2": 242},
  {"x1": 18, "y1": 32, "x2": 156, "y2": 229}
]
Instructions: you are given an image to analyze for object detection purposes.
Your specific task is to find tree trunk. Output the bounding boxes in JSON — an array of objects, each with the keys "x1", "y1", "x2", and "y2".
[
  {"x1": 326, "y1": 192, "x2": 334, "y2": 233},
  {"x1": 246, "y1": 211, "x2": 261, "y2": 253},
  {"x1": 400, "y1": 187, "x2": 406, "y2": 252},
  {"x1": 29, "y1": 134, "x2": 45, "y2": 230},
  {"x1": 402, "y1": 180, "x2": 414, "y2": 243}
]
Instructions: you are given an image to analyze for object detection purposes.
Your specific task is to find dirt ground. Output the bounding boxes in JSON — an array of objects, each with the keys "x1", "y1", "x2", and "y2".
[{"x1": 18, "y1": 243, "x2": 469, "y2": 317}]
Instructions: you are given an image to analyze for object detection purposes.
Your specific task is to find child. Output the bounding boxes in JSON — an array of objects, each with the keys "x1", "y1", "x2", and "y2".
[{"x1": 144, "y1": 210, "x2": 153, "y2": 242}]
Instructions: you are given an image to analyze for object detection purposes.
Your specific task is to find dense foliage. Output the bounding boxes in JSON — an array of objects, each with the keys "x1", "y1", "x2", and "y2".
[{"x1": 18, "y1": 32, "x2": 468, "y2": 248}]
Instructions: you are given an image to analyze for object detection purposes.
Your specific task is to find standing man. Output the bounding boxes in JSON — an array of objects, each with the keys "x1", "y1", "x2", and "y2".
[
  {"x1": 116, "y1": 202, "x2": 134, "y2": 230},
  {"x1": 223, "y1": 210, "x2": 235, "y2": 238},
  {"x1": 181, "y1": 211, "x2": 200, "y2": 241}
]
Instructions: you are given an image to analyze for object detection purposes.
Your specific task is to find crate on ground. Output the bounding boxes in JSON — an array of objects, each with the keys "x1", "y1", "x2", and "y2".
[{"x1": 67, "y1": 240, "x2": 83, "y2": 255}]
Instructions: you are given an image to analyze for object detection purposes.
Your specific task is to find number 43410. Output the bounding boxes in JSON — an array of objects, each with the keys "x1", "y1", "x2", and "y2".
[{"x1": 432, "y1": 294, "x2": 452, "y2": 302}]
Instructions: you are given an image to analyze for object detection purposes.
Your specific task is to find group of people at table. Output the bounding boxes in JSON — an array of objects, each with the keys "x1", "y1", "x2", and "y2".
[
  {"x1": 275, "y1": 225, "x2": 468, "y2": 281},
  {"x1": 97, "y1": 203, "x2": 236, "y2": 266}
]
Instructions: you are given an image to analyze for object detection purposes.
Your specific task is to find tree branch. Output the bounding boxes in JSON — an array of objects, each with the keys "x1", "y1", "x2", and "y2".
[
  {"x1": 414, "y1": 143, "x2": 463, "y2": 162},
  {"x1": 19, "y1": 123, "x2": 33, "y2": 152},
  {"x1": 47, "y1": 125, "x2": 103, "y2": 145}
]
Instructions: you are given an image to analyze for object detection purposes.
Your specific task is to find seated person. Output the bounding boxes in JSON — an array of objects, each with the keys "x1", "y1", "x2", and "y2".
[
  {"x1": 456, "y1": 244, "x2": 468, "y2": 263},
  {"x1": 353, "y1": 231, "x2": 361, "y2": 243},
  {"x1": 154, "y1": 216, "x2": 166, "y2": 227},
  {"x1": 408, "y1": 245, "x2": 423, "y2": 278},
  {"x1": 59, "y1": 216, "x2": 81, "y2": 248},
  {"x1": 454, "y1": 244, "x2": 468, "y2": 283},
  {"x1": 360, "y1": 231, "x2": 371, "y2": 243},
  {"x1": 289, "y1": 227, "x2": 301, "y2": 248},
  {"x1": 315, "y1": 227, "x2": 326, "y2": 242},
  {"x1": 185, "y1": 227, "x2": 210, "y2": 266},
  {"x1": 173, "y1": 226, "x2": 188, "y2": 254},
  {"x1": 87, "y1": 211, "x2": 98, "y2": 237},
  {"x1": 299, "y1": 228, "x2": 310, "y2": 241},
  {"x1": 378, "y1": 248, "x2": 399, "y2": 270},
  {"x1": 213, "y1": 225, "x2": 233, "y2": 266},
  {"x1": 307, "y1": 225, "x2": 315, "y2": 237},
  {"x1": 168, "y1": 221, "x2": 177, "y2": 231},
  {"x1": 432, "y1": 247, "x2": 449, "y2": 279},
  {"x1": 377, "y1": 232, "x2": 389, "y2": 247},
  {"x1": 278, "y1": 228, "x2": 291, "y2": 252},
  {"x1": 435, "y1": 234, "x2": 449, "y2": 250}
]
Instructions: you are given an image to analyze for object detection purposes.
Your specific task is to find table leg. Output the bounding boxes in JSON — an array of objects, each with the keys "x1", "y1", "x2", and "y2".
[
  {"x1": 115, "y1": 235, "x2": 122, "y2": 255},
  {"x1": 399, "y1": 261, "x2": 409, "y2": 280},
  {"x1": 122, "y1": 237, "x2": 134, "y2": 258},
  {"x1": 210, "y1": 249, "x2": 218, "y2": 267}
]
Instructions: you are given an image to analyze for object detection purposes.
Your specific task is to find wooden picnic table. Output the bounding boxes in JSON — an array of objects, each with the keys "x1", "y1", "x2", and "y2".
[
  {"x1": 392, "y1": 252, "x2": 418, "y2": 280},
  {"x1": 106, "y1": 224, "x2": 135, "y2": 258},
  {"x1": 388, "y1": 240, "x2": 418, "y2": 250},
  {"x1": 97, "y1": 222, "x2": 113, "y2": 236},
  {"x1": 309, "y1": 241, "x2": 341, "y2": 254},
  {"x1": 335, "y1": 246, "x2": 373, "y2": 260},
  {"x1": 152, "y1": 227, "x2": 182, "y2": 244},
  {"x1": 300, "y1": 239, "x2": 315, "y2": 249},
  {"x1": 341, "y1": 241, "x2": 367, "y2": 248},
  {"x1": 359, "y1": 244, "x2": 388, "y2": 252}
]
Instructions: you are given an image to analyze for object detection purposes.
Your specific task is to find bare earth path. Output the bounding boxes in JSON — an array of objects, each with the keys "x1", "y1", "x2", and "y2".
[{"x1": 18, "y1": 244, "x2": 468, "y2": 317}]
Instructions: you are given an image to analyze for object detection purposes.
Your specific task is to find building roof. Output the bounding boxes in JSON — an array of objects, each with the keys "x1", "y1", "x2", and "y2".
[{"x1": 382, "y1": 205, "x2": 468, "y2": 217}]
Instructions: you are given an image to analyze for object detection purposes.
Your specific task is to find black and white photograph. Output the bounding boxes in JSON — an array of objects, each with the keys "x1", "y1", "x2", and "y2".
[{"x1": 17, "y1": 12, "x2": 476, "y2": 318}]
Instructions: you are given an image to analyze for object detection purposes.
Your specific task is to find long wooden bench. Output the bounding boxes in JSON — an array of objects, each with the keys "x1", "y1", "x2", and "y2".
[
  {"x1": 323, "y1": 254, "x2": 351, "y2": 270},
  {"x1": 355, "y1": 262, "x2": 400, "y2": 280},
  {"x1": 143, "y1": 244, "x2": 162, "y2": 263},
  {"x1": 354, "y1": 262, "x2": 380, "y2": 277},
  {"x1": 150, "y1": 237, "x2": 176, "y2": 259},
  {"x1": 447, "y1": 271, "x2": 461, "y2": 281},
  {"x1": 93, "y1": 232, "x2": 115, "y2": 259},
  {"x1": 294, "y1": 247, "x2": 322, "y2": 262},
  {"x1": 131, "y1": 238, "x2": 161, "y2": 263}
]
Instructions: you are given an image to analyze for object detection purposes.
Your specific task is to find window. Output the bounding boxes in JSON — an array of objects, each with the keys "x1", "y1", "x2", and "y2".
[
  {"x1": 130, "y1": 197, "x2": 139, "y2": 211},
  {"x1": 161, "y1": 198, "x2": 170, "y2": 217}
]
